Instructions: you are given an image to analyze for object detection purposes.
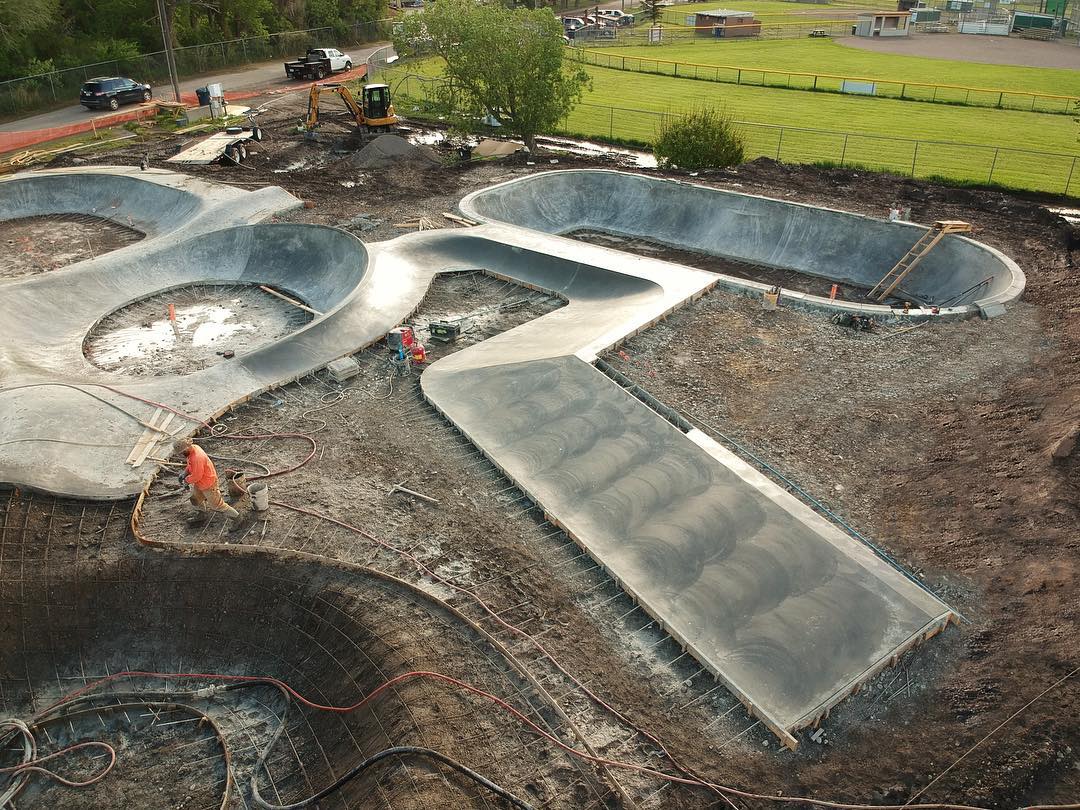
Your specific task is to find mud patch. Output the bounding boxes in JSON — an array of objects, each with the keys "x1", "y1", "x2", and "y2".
[
  {"x1": 0, "y1": 214, "x2": 143, "y2": 278},
  {"x1": 84, "y1": 283, "x2": 313, "y2": 376}
]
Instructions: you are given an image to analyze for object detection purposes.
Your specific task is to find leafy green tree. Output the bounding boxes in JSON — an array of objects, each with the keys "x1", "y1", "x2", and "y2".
[
  {"x1": 394, "y1": 0, "x2": 588, "y2": 153},
  {"x1": 653, "y1": 106, "x2": 745, "y2": 171},
  {"x1": 0, "y1": 0, "x2": 59, "y2": 76}
]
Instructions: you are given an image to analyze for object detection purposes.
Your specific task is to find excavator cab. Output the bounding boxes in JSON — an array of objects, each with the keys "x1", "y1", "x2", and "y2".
[
  {"x1": 304, "y1": 82, "x2": 398, "y2": 136},
  {"x1": 362, "y1": 84, "x2": 395, "y2": 127}
]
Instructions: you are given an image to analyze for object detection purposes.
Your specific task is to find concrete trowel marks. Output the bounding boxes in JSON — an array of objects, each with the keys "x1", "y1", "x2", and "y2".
[{"x1": 418, "y1": 169, "x2": 1027, "y2": 744}]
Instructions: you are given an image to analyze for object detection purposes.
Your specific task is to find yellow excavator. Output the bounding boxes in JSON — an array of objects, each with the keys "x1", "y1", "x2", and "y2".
[{"x1": 304, "y1": 82, "x2": 398, "y2": 136}]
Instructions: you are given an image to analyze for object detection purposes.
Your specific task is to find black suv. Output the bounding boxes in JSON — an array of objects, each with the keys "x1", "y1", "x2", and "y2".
[{"x1": 79, "y1": 77, "x2": 153, "y2": 111}]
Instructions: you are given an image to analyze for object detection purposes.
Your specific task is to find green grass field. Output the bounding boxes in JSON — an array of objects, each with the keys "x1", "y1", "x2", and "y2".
[
  {"x1": 380, "y1": 59, "x2": 1080, "y2": 195},
  {"x1": 597, "y1": 38, "x2": 1080, "y2": 99}
]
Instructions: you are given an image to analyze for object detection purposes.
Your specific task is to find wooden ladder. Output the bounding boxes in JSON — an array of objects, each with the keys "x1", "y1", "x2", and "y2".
[{"x1": 868, "y1": 220, "x2": 972, "y2": 302}]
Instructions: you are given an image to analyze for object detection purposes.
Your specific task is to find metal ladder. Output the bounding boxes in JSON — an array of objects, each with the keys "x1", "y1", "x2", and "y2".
[{"x1": 868, "y1": 220, "x2": 972, "y2": 302}]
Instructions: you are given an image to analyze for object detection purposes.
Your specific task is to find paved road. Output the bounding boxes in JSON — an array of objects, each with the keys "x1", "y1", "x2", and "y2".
[{"x1": 0, "y1": 44, "x2": 387, "y2": 134}]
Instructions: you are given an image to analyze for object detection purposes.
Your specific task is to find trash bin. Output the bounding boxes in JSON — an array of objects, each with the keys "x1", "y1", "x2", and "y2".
[{"x1": 195, "y1": 86, "x2": 210, "y2": 106}]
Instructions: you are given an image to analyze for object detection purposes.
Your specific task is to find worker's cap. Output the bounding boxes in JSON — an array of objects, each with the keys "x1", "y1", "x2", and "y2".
[{"x1": 174, "y1": 437, "x2": 194, "y2": 454}]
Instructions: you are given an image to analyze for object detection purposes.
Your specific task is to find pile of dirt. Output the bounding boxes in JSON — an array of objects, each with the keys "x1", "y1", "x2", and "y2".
[{"x1": 348, "y1": 133, "x2": 440, "y2": 169}]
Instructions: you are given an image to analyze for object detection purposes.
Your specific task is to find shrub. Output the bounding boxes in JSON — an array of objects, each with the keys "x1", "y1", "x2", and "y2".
[{"x1": 653, "y1": 106, "x2": 745, "y2": 171}]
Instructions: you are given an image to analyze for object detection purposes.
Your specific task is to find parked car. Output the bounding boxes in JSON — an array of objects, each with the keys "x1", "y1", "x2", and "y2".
[
  {"x1": 563, "y1": 16, "x2": 586, "y2": 31},
  {"x1": 79, "y1": 77, "x2": 152, "y2": 111},
  {"x1": 598, "y1": 10, "x2": 635, "y2": 26}
]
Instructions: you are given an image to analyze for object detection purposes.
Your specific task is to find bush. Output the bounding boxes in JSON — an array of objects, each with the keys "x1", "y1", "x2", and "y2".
[{"x1": 653, "y1": 106, "x2": 745, "y2": 171}]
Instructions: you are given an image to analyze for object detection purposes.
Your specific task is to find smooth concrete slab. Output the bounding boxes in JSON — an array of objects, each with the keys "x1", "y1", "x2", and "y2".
[
  {"x1": 459, "y1": 169, "x2": 1026, "y2": 320},
  {"x1": 425, "y1": 356, "x2": 952, "y2": 741}
]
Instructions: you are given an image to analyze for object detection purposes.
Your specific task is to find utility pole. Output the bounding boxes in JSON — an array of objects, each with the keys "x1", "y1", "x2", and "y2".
[{"x1": 156, "y1": 0, "x2": 182, "y2": 103}]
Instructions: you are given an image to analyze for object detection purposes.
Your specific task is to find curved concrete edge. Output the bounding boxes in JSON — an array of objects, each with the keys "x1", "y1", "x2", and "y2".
[
  {"x1": 459, "y1": 169, "x2": 1027, "y2": 321},
  {"x1": 0, "y1": 169, "x2": 432, "y2": 499},
  {"x1": 0, "y1": 165, "x2": 250, "y2": 238}
]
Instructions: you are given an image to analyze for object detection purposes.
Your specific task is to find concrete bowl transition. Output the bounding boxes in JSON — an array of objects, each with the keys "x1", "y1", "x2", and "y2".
[
  {"x1": 460, "y1": 169, "x2": 1025, "y2": 319},
  {"x1": 0, "y1": 166, "x2": 1024, "y2": 755}
]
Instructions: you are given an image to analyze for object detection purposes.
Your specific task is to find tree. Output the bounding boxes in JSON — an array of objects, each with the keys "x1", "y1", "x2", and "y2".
[
  {"x1": 394, "y1": 0, "x2": 589, "y2": 153},
  {"x1": 0, "y1": 0, "x2": 58, "y2": 75},
  {"x1": 653, "y1": 106, "x2": 745, "y2": 171},
  {"x1": 639, "y1": 0, "x2": 663, "y2": 26}
]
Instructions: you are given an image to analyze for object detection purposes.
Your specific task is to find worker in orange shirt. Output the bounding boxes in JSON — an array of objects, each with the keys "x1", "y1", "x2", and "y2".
[{"x1": 174, "y1": 438, "x2": 240, "y2": 520}]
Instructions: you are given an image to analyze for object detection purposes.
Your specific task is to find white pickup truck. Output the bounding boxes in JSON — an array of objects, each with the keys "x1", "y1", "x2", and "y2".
[{"x1": 284, "y1": 48, "x2": 354, "y2": 80}]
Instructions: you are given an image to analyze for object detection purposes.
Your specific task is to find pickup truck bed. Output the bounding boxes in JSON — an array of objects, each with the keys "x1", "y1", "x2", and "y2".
[{"x1": 284, "y1": 49, "x2": 352, "y2": 80}]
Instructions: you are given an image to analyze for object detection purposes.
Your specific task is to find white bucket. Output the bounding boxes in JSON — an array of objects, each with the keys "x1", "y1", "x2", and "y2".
[{"x1": 249, "y1": 482, "x2": 269, "y2": 512}]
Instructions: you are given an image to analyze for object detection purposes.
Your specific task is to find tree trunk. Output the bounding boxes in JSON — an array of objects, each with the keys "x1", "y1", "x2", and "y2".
[{"x1": 523, "y1": 132, "x2": 538, "y2": 153}]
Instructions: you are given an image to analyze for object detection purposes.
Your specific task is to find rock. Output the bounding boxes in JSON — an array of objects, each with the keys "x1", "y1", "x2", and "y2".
[{"x1": 1048, "y1": 423, "x2": 1079, "y2": 461}]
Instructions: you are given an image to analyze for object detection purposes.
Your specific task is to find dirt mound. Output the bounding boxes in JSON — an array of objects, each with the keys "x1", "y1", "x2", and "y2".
[{"x1": 349, "y1": 133, "x2": 439, "y2": 169}]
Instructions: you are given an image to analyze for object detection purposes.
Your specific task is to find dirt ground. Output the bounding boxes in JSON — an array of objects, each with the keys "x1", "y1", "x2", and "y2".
[
  {"x1": 0, "y1": 213, "x2": 143, "y2": 277},
  {"x1": 837, "y1": 32, "x2": 1080, "y2": 69},
  {"x1": 10, "y1": 92, "x2": 1080, "y2": 808}
]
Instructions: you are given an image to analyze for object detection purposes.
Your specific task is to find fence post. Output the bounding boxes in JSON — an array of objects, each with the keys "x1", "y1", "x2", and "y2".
[
  {"x1": 1066, "y1": 156, "x2": 1077, "y2": 197},
  {"x1": 47, "y1": 72, "x2": 57, "y2": 101},
  {"x1": 609, "y1": 105, "x2": 614, "y2": 139},
  {"x1": 736, "y1": 68, "x2": 741, "y2": 84},
  {"x1": 840, "y1": 134, "x2": 848, "y2": 167},
  {"x1": 775, "y1": 128, "x2": 784, "y2": 161},
  {"x1": 910, "y1": 142, "x2": 919, "y2": 176},
  {"x1": 988, "y1": 147, "x2": 999, "y2": 184}
]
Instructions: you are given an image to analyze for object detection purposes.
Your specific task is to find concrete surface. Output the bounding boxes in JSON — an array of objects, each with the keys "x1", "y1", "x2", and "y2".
[
  {"x1": 460, "y1": 169, "x2": 1025, "y2": 319},
  {"x1": 393, "y1": 225, "x2": 956, "y2": 745},
  {"x1": 0, "y1": 166, "x2": 978, "y2": 745},
  {"x1": 0, "y1": 167, "x2": 395, "y2": 498}
]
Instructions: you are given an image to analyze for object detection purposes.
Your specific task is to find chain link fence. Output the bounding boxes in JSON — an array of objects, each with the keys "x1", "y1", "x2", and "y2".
[
  {"x1": 566, "y1": 46, "x2": 1079, "y2": 114},
  {"x1": 382, "y1": 72, "x2": 1079, "y2": 197},
  {"x1": 0, "y1": 19, "x2": 394, "y2": 118}
]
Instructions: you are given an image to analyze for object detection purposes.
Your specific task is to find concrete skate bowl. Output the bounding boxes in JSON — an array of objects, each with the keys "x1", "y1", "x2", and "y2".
[
  {"x1": 459, "y1": 169, "x2": 1026, "y2": 318},
  {"x1": 0, "y1": 497, "x2": 569, "y2": 809},
  {"x1": 0, "y1": 222, "x2": 373, "y2": 499},
  {"x1": 0, "y1": 170, "x2": 198, "y2": 244}
]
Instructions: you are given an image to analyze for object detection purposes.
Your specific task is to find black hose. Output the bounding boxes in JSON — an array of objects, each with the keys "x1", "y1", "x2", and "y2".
[{"x1": 253, "y1": 745, "x2": 535, "y2": 810}]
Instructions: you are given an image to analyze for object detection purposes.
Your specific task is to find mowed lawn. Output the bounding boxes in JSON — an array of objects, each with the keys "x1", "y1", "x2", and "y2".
[
  {"x1": 382, "y1": 60, "x2": 1080, "y2": 194},
  {"x1": 587, "y1": 39, "x2": 1080, "y2": 109}
]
